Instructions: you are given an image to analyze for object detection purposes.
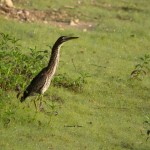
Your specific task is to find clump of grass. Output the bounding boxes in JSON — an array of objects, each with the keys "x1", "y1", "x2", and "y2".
[
  {"x1": 53, "y1": 72, "x2": 90, "y2": 92},
  {"x1": 130, "y1": 54, "x2": 150, "y2": 80}
]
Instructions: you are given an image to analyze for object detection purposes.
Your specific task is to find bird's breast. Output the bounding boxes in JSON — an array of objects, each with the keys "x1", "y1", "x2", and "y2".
[
  {"x1": 41, "y1": 53, "x2": 60, "y2": 94},
  {"x1": 41, "y1": 76, "x2": 52, "y2": 94}
]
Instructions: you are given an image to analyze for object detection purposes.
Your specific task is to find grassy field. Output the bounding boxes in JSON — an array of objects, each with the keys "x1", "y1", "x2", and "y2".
[{"x1": 0, "y1": 0, "x2": 150, "y2": 150}]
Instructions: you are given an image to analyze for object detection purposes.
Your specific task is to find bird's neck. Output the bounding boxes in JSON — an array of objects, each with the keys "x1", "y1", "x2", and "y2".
[{"x1": 47, "y1": 44, "x2": 62, "y2": 74}]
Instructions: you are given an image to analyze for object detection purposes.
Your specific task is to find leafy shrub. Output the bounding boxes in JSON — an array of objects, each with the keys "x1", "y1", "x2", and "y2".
[
  {"x1": 0, "y1": 32, "x2": 48, "y2": 91},
  {"x1": 130, "y1": 54, "x2": 150, "y2": 80}
]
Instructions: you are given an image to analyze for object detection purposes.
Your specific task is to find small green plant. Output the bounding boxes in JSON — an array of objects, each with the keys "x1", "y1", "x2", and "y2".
[
  {"x1": 2, "y1": 109, "x2": 15, "y2": 128},
  {"x1": 53, "y1": 72, "x2": 90, "y2": 92},
  {"x1": 130, "y1": 54, "x2": 150, "y2": 80}
]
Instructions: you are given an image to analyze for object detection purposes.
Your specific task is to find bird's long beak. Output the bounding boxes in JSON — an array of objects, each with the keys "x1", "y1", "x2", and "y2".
[{"x1": 64, "y1": 36, "x2": 79, "y2": 42}]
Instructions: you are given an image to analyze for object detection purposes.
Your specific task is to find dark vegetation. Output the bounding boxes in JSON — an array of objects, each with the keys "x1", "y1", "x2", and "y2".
[{"x1": 130, "y1": 54, "x2": 150, "y2": 80}]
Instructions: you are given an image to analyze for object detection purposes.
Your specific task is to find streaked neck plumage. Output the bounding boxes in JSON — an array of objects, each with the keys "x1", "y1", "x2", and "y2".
[{"x1": 47, "y1": 42, "x2": 63, "y2": 74}]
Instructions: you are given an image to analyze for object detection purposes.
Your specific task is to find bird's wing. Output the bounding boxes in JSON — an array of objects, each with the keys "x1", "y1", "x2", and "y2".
[{"x1": 25, "y1": 68, "x2": 47, "y2": 95}]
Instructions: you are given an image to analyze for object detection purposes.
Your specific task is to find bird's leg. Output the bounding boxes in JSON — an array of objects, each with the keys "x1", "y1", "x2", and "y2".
[
  {"x1": 33, "y1": 100, "x2": 37, "y2": 112},
  {"x1": 33, "y1": 95, "x2": 40, "y2": 112},
  {"x1": 39, "y1": 95, "x2": 44, "y2": 112}
]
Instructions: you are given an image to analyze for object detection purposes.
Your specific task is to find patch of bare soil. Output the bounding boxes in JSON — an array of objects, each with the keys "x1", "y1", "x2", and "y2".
[{"x1": 0, "y1": 4, "x2": 94, "y2": 31}]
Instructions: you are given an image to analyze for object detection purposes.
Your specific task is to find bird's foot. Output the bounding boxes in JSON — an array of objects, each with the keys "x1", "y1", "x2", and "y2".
[{"x1": 39, "y1": 102, "x2": 44, "y2": 112}]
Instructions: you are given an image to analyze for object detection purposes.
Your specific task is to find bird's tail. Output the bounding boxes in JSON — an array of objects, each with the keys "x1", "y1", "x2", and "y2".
[
  {"x1": 20, "y1": 96, "x2": 26, "y2": 102},
  {"x1": 20, "y1": 92, "x2": 28, "y2": 102}
]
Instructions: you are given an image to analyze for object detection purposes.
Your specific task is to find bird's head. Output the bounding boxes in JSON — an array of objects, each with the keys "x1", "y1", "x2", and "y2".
[
  {"x1": 57, "y1": 36, "x2": 79, "y2": 44},
  {"x1": 52, "y1": 36, "x2": 79, "y2": 51}
]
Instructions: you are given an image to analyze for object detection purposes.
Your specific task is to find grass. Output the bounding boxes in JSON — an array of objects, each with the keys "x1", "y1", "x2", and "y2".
[{"x1": 0, "y1": 0, "x2": 150, "y2": 149}]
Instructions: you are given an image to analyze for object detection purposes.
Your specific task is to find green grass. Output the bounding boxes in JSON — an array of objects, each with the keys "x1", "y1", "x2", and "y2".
[{"x1": 0, "y1": 0, "x2": 150, "y2": 149}]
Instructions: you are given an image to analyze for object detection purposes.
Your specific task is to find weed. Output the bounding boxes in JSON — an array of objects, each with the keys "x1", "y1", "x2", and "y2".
[
  {"x1": 53, "y1": 72, "x2": 90, "y2": 92},
  {"x1": 130, "y1": 54, "x2": 150, "y2": 80}
]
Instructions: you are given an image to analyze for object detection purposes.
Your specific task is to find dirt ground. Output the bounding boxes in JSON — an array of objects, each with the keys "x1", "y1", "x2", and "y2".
[{"x1": 0, "y1": 3, "x2": 94, "y2": 31}]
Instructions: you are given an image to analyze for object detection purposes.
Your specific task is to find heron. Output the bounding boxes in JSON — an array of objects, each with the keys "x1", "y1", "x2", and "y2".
[{"x1": 20, "y1": 36, "x2": 79, "y2": 110}]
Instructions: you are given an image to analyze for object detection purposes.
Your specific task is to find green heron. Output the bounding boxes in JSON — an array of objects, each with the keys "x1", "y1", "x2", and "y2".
[{"x1": 20, "y1": 36, "x2": 78, "y2": 110}]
